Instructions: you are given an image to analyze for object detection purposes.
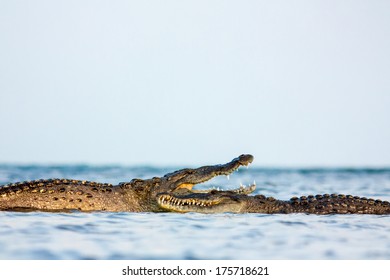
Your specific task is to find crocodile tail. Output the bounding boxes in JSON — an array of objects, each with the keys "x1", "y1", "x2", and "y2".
[{"x1": 288, "y1": 194, "x2": 390, "y2": 214}]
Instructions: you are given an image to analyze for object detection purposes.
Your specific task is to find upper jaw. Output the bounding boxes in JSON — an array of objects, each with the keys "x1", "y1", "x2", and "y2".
[{"x1": 173, "y1": 154, "x2": 254, "y2": 191}]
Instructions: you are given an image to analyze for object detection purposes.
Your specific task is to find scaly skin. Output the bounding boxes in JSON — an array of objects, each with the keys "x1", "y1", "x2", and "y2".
[{"x1": 0, "y1": 154, "x2": 253, "y2": 212}]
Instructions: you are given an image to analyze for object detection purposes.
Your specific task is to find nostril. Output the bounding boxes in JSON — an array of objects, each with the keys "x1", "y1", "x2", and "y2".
[{"x1": 238, "y1": 154, "x2": 254, "y2": 164}]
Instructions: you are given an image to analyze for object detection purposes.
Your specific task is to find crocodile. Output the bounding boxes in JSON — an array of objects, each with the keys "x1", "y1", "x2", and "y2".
[
  {"x1": 157, "y1": 189, "x2": 390, "y2": 214},
  {"x1": 0, "y1": 154, "x2": 254, "y2": 212},
  {"x1": 1, "y1": 154, "x2": 390, "y2": 214}
]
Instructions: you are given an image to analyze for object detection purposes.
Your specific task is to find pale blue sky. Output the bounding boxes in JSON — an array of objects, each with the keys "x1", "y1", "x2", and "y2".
[{"x1": 0, "y1": 0, "x2": 389, "y2": 166}]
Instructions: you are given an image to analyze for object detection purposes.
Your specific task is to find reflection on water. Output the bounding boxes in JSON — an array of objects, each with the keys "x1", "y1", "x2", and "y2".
[{"x1": 1, "y1": 166, "x2": 390, "y2": 259}]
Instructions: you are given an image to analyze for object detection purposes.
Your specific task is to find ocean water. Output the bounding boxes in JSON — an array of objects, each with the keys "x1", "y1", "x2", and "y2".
[{"x1": 1, "y1": 165, "x2": 390, "y2": 260}]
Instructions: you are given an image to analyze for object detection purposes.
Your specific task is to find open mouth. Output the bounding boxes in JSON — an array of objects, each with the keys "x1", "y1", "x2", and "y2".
[{"x1": 157, "y1": 154, "x2": 255, "y2": 212}]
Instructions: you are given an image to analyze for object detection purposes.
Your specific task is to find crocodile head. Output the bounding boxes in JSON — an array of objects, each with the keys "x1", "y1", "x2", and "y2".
[
  {"x1": 156, "y1": 184, "x2": 256, "y2": 213},
  {"x1": 153, "y1": 154, "x2": 255, "y2": 213}
]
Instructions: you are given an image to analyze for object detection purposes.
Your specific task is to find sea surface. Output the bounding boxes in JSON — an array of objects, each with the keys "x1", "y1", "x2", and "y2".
[{"x1": 1, "y1": 165, "x2": 390, "y2": 260}]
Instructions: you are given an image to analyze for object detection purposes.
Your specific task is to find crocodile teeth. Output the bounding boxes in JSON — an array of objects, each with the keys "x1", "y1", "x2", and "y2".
[{"x1": 158, "y1": 194, "x2": 219, "y2": 209}]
